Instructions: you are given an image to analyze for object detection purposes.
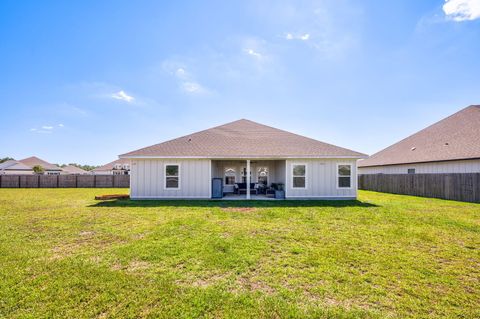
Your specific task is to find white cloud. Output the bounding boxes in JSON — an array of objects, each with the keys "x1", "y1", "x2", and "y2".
[
  {"x1": 175, "y1": 68, "x2": 187, "y2": 79},
  {"x1": 244, "y1": 48, "x2": 263, "y2": 58},
  {"x1": 42, "y1": 126, "x2": 54, "y2": 130},
  {"x1": 300, "y1": 33, "x2": 310, "y2": 40},
  {"x1": 181, "y1": 81, "x2": 207, "y2": 93},
  {"x1": 58, "y1": 124, "x2": 64, "y2": 127},
  {"x1": 162, "y1": 61, "x2": 212, "y2": 95},
  {"x1": 443, "y1": 0, "x2": 480, "y2": 21},
  {"x1": 285, "y1": 33, "x2": 310, "y2": 41},
  {"x1": 30, "y1": 128, "x2": 37, "y2": 131},
  {"x1": 111, "y1": 90, "x2": 135, "y2": 102}
]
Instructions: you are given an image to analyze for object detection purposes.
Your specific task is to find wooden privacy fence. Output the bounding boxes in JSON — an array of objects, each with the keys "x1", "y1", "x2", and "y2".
[
  {"x1": 358, "y1": 173, "x2": 480, "y2": 203},
  {"x1": 0, "y1": 175, "x2": 130, "y2": 188}
]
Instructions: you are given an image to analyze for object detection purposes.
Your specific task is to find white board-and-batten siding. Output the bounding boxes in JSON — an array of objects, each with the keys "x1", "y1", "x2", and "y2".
[
  {"x1": 285, "y1": 159, "x2": 357, "y2": 199},
  {"x1": 358, "y1": 159, "x2": 480, "y2": 175},
  {"x1": 130, "y1": 159, "x2": 211, "y2": 199}
]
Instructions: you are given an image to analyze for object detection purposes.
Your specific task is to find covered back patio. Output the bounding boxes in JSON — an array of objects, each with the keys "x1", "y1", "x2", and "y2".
[{"x1": 211, "y1": 159, "x2": 286, "y2": 199}]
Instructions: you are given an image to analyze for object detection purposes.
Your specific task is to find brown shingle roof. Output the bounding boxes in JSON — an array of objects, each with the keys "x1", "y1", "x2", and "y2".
[
  {"x1": 62, "y1": 165, "x2": 89, "y2": 175},
  {"x1": 19, "y1": 156, "x2": 63, "y2": 171},
  {"x1": 92, "y1": 158, "x2": 130, "y2": 172},
  {"x1": 359, "y1": 105, "x2": 480, "y2": 167},
  {"x1": 120, "y1": 119, "x2": 366, "y2": 158}
]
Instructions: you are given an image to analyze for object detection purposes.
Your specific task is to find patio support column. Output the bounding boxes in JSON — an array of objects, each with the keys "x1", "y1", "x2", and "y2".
[{"x1": 246, "y1": 159, "x2": 251, "y2": 199}]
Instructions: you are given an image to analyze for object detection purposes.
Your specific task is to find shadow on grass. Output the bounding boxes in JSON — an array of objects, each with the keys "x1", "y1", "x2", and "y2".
[{"x1": 90, "y1": 199, "x2": 379, "y2": 208}]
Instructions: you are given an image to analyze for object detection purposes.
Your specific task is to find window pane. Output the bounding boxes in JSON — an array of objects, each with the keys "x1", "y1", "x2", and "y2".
[
  {"x1": 293, "y1": 176, "x2": 305, "y2": 188},
  {"x1": 338, "y1": 165, "x2": 351, "y2": 176},
  {"x1": 338, "y1": 176, "x2": 351, "y2": 188},
  {"x1": 293, "y1": 165, "x2": 305, "y2": 176},
  {"x1": 166, "y1": 165, "x2": 178, "y2": 176},
  {"x1": 225, "y1": 176, "x2": 235, "y2": 185},
  {"x1": 166, "y1": 177, "x2": 179, "y2": 188}
]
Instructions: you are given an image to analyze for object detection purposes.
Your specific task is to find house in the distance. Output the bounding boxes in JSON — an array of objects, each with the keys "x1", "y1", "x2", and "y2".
[
  {"x1": 91, "y1": 159, "x2": 130, "y2": 175},
  {"x1": 358, "y1": 105, "x2": 480, "y2": 174},
  {"x1": 120, "y1": 119, "x2": 367, "y2": 200},
  {"x1": 19, "y1": 156, "x2": 63, "y2": 175},
  {"x1": 0, "y1": 160, "x2": 34, "y2": 175},
  {"x1": 61, "y1": 165, "x2": 89, "y2": 175}
]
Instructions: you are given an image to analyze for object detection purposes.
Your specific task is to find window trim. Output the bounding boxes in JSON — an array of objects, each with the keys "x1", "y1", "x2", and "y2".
[
  {"x1": 164, "y1": 163, "x2": 181, "y2": 190},
  {"x1": 291, "y1": 163, "x2": 307, "y2": 189},
  {"x1": 336, "y1": 163, "x2": 352, "y2": 189}
]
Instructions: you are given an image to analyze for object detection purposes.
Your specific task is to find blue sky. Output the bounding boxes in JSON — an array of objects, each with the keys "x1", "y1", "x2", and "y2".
[{"x1": 1, "y1": 0, "x2": 479, "y2": 165}]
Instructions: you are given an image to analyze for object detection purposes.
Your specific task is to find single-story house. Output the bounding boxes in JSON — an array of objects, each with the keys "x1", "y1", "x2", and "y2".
[
  {"x1": 61, "y1": 165, "x2": 89, "y2": 175},
  {"x1": 358, "y1": 105, "x2": 480, "y2": 174},
  {"x1": 91, "y1": 159, "x2": 130, "y2": 175},
  {"x1": 119, "y1": 119, "x2": 367, "y2": 200},
  {"x1": 0, "y1": 160, "x2": 34, "y2": 175},
  {"x1": 19, "y1": 156, "x2": 63, "y2": 175}
]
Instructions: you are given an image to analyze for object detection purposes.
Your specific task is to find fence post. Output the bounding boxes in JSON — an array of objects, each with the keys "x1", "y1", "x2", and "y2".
[{"x1": 93, "y1": 175, "x2": 96, "y2": 188}]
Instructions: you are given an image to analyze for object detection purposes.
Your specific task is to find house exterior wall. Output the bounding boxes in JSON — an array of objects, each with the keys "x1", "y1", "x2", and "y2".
[
  {"x1": 358, "y1": 159, "x2": 480, "y2": 175},
  {"x1": 130, "y1": 158, "x2": 359, "y2": 200},
  {"x1": 130, "y1": 158, "x2": 211, "y2": 199},
  {"x1": 285, "y1": 159, "x2": 357, "y2": 199},
  {"x1": 0, "y1": 169, "x2": 34, "y2": 175}
]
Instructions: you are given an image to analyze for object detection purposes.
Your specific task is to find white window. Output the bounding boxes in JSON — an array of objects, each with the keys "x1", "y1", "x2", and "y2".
[
  {"x1": 224, "y1": 168, "x2": 236, "y2": 185},
  {"x1": 257, "y1": 167, "x2": 268, "y2": 186},
  {"x1": 165, "y1": 164, "x2": 180, "y2": 189},
  {"x1": 337, "y1": 164, "x2": 352, "y2": 188},
  {"x1": 292, "y1": 164, "x2": 306, "y2": 188}
]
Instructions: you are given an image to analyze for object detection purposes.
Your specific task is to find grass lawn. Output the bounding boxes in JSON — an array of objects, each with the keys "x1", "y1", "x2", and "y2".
[{"x1": 0, "y1": 189, "x2": 479, "y2": 318}]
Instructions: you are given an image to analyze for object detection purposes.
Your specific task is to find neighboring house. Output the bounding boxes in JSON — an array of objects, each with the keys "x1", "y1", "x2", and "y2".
[
  {"x1": 0, "y1": 160, "x2": 34, "y2": 175},
  {"x1": 120, "y1": 119, "x2": 367, "y2": 200},
  {"x1": 358, "y1": 105, "x2": 480, "y2": 174},
  {"x1": 61, "y1": 165, "x2": 89, "y2": 175},
  {"x1": 19, "y1": 156, "x2": 63, "y2": 175},
  {"x1": 91, "y1": 159, "x2": 130, "y2": 175}
]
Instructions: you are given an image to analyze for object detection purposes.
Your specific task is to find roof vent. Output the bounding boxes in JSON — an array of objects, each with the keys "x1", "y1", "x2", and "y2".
[
  {"x1": 444, "y1": 142, "x2": 449, "y2": 146},
  {"x1": 187, "y1": 137, "x2": 192, "y2": 142},
  {"x1": 411, "y1": 147, "x2": 416, "y2": 151}
]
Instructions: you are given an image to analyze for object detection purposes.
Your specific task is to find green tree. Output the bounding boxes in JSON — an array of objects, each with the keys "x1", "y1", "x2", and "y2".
[{"x1": 32, "y1": 165, "x2": 45, "y2": 174}]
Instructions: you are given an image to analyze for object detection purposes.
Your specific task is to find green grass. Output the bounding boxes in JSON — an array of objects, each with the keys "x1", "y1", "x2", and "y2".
[{"x1": 0, "y1": 189, "x2": 479, "y2": 318}]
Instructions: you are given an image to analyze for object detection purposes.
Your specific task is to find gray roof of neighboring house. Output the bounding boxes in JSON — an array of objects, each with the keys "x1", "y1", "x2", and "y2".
[
  {"x1": 0, "y1": 160, "x2": 33, "y2": 171},
  {"x1": 92, "y1": 158, "x2": 130, "y2": 172},
  {"x1": 359, "y1": 105, "x2": 480, "y2": 167},
  {"x1": 62, "y1": 165, "x2": 89, "y2": 174},
  {"x1": 120, "y1": 119, "x2": 367, "y2": 158},
  {"x1": 19, "y1": 156, "x2": 63, "y2": 171}
]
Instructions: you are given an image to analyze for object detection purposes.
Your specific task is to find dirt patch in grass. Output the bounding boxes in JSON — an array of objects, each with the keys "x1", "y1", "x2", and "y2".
[
  {"x1": 233, "y1": 276, "x2": 276, "y2": 295},
  {"x1": 176, "y1": 273, "x2": 229, "y2": 288}
]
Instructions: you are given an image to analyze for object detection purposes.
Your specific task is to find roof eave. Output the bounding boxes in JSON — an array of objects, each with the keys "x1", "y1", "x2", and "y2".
[
  {"x1": 119, "y1": 155, "x2": 367, "y2": 159},
  {"x1": 358, "y1": 156, "x2": 480, "y2": 168}
]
